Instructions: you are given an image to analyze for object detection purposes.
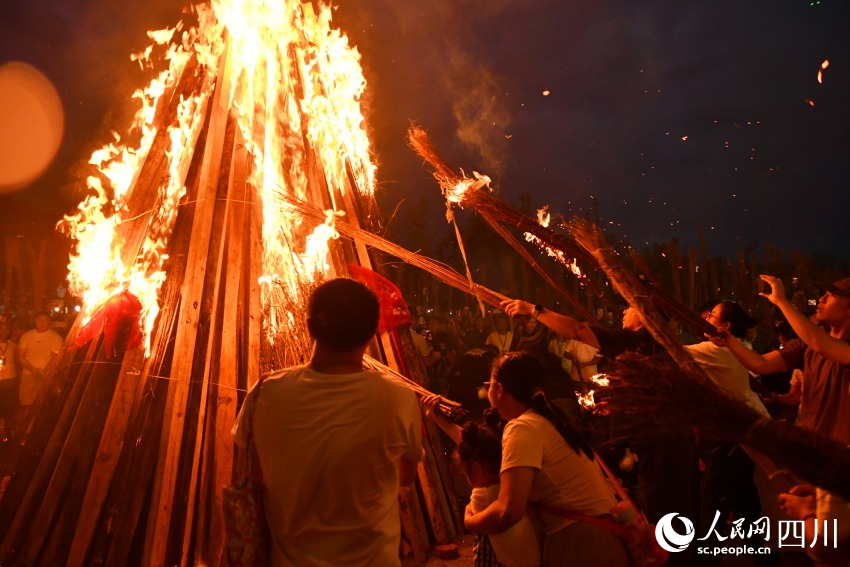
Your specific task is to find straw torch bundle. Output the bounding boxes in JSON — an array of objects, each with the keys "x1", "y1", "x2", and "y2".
[
  {"x1": 603, "y1": 354, "x2": 850, "y2": 501},
  {"x1": 408, "y1": 126, "x2": 711, "y2": 334}
]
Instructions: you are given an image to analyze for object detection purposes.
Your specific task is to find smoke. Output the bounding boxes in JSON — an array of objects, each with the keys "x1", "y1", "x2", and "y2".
[
  {"x1": 355, "y1": 0, "x2": 515, "y2": 179},
  {"x1": 444, "y1": 50, "x2": 510, "y2": 179}
]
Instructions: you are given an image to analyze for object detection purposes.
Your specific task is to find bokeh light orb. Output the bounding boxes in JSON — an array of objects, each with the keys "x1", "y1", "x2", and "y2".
[{"x1": 0, "y1": 62, "x2": 65, "y2": 193}]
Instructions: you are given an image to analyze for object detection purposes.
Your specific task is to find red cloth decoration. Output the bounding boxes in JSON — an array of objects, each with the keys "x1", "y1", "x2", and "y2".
[
  {"x1": 347, "y1": 265, "x2": 412, "y2": 333},
  {"x1": 76, "y1": 290, "x2": 144, "y2": 356}
]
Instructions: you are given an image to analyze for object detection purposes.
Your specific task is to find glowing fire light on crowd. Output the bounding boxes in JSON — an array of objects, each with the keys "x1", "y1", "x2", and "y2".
[
  {"x1": 524, "y1": 206, "x2": 583, "y2": 277},
  {"x1": 61, "y1": 0, "x2": 376, "y2": 353}
]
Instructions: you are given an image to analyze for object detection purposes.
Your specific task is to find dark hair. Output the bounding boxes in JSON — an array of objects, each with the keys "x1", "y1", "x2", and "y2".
[
  {"x1": 307, "y1": 278, "x2": 379, "y2": 350},
  {"x1": 457, "y1": 412, "x2": 504, "y2": 476},
  {"x1": 491, "y1": 352, "x2": 594, "y2": 460},
  {"x1": 715, "y1": 301, "x2": 756, "y2": 339},
  {"x1": 698, "y1": 299, "x2": 719, "y2": 315},
  {"x1": 448, "y1": 349, "x2": 497, "y2": 420}
]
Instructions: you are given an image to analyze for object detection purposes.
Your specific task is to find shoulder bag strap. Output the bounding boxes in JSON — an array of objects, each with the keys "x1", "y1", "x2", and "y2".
[
  {"x1": 244, "y1": 376, "x2": 267, "y2": 483},
  {"x1": 537, "y1": 503, "x2": 626, "y2": 537}
]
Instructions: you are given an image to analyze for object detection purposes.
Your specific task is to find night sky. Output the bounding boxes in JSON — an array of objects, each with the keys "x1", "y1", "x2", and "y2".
[{"x1": 2, "y1": 0, "x2": 849, "y2": 263}]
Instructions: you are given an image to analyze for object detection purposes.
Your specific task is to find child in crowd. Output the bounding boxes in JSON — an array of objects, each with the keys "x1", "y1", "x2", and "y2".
[
  {"x1": 459, "y1": 413, "x2": 542, "y2": 567},
  {"x1": 422, "y1": 395, "x2": 541, "y2": 567}
]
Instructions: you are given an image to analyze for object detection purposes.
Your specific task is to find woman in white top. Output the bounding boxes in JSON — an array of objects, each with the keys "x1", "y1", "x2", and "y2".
[{"x1": 465, "y1": 352, "x2": 629, "y2": 566}]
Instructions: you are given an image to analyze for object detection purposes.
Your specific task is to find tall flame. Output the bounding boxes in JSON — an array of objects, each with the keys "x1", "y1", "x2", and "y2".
[{"x1": 61, "y1": 1, "x2": 377, "y2": 354}]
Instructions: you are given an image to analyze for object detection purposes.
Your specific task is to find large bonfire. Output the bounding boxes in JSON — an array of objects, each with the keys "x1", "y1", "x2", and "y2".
[
  {"x1": 64, "y1": 0, "x2": 375, "y2": 361},
  {"x1": 0, "y1": 2, "x2": 461, "y2": 566}
]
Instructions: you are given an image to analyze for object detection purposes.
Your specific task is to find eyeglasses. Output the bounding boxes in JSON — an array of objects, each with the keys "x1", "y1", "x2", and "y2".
[{"x1": 706, "y1": 312, "x2": 720, "y2": 322}]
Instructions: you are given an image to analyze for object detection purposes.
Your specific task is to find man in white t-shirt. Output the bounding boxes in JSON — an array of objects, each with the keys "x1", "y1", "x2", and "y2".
[
  {"x1": 548, "y1": 333, "x2": 600, "y2": 384},
  {"x1": 233, "y1": 278, "x2": 423, "y2": 567},
  {"x1": 18, "y1": 312, "x2": 64, "y2": 408}
]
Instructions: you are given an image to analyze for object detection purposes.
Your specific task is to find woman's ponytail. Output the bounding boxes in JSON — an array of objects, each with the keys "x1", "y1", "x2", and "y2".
[
  {"x1": 531, "y1": 390, "x2": 594, "y2": 460},
  {"x1": 494, "y1": 352, "x2": 595, "y2": 460}
]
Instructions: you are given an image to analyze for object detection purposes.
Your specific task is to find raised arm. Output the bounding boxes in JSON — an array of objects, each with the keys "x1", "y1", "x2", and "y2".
[
  {"x1": 420, "y1": 394, "x2": 462, "y2": 445},
  {"x1": 709, "y1": 331, "x2": 788, "y2": 374},
  {"x1": 501, "y1": 299, "x2": 600, "y2": 350},
  {"x1": 760, "y1": 275, "x2": 850, "y2": 364}
]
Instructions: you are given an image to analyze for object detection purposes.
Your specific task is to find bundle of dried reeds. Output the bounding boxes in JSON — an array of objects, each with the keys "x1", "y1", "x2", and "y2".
[
  {"x1": 363, "y1": 355, "x2": 466, "y2": 419},
  {"x1": 260, "y1": 275, "x2": 318, "y2": 372},
  {"x1": 604, "y1": 354, "x2": 850, "y2": 501},
  {"x1": 280, "y1": 192, "x2": 510, "y2": 308},
  {"x1": 408, "y1": 126, "x2": 713, "y2": 335}
]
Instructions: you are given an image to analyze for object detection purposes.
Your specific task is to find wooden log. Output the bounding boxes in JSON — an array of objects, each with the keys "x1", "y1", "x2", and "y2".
[
  {"x1": 142, "y1": 44, "x2": 232, "y2": 566},
  {"x1": 165, "y1": 42, "x2": 237, "y2": 567},
  {"x1": 17, "y1": 345, "x2": 124, "y2": 565},
  {"x1": 199, "y1": 122, "x2": 250, "y2": 566},
  {"x1": 94, "y1": 118, "x2": 207, "y2": 567},
  {"x1": 398, "y1": 486, "x2": 430, "y2": 562},
  {"x1": 112, "y1": 55, "x2": 207, "y2": 271},
  {"x1": 395, "y1": 328, "x2": 463, "y2": 532},
  {"x1": 178, "y1": 133, "x2": 236, "y2": 566},
  {"x1": 65, "y1": 348, "x2": 146, "y2": 567}
]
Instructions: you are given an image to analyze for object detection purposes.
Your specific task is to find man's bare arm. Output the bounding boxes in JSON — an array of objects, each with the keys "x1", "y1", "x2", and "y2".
[
  {"x1": 761, "y1": 275, "x2": 850, "y2": 365},
  {"x1": 709, "y1": 332, "x2": 788, "y2": 374}
]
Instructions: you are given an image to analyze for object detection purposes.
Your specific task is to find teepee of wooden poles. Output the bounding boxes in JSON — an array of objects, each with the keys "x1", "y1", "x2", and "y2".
[{"x1": 0, "y1": 3, "x2": 460, "y2": 565}]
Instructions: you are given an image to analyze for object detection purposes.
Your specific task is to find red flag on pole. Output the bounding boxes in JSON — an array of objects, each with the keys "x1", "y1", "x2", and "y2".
[{"x1": 347, "y1": 264, "x2": 412, "y2": 333}]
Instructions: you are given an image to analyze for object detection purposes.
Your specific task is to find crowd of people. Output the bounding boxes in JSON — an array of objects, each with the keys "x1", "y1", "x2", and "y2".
[
  {"x1": 0, "y1": 311, "x2": 65, "y2": 443},
  {"x1": 231, "y1": 274, "x2": 850, "y2": 567}
]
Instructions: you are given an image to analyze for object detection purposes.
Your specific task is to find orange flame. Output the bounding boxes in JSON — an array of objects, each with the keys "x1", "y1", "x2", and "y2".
[
  {"x1": 576, "y1": 373, "x2": 610, "y2": 411},
  {"x1": 63, "y1": 0, "x2": 375, "y2": 352},
  {"x1": 446, "y1": 171, "x2": 491, "y2": 204},
  {"x1": 524, "y1": 206, "x2": 583, "y2": 277}
]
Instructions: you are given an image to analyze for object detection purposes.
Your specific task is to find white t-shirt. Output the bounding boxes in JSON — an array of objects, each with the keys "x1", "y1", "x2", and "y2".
[
  {"x1": 684, "y1": 341, "x2": 770, "y2": 417},
  {"x1": 469, "y1": 485, "x2": 542, "y2": 567},
  {"x1": 549, "y1": 338, "x2": 599, "y2": 381},
  {"x1": 18, "y1": 329, "x2": 63, "y2": 371},
  {"x1": 233, "y1": 366, "x2": 423, "y2": 567},
  {"x1": 486, "y1": 332, "x2": 513, "y2": 354},
  {"x1": 501, "y1": 410, "x2": 616, "y2": 535}
]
